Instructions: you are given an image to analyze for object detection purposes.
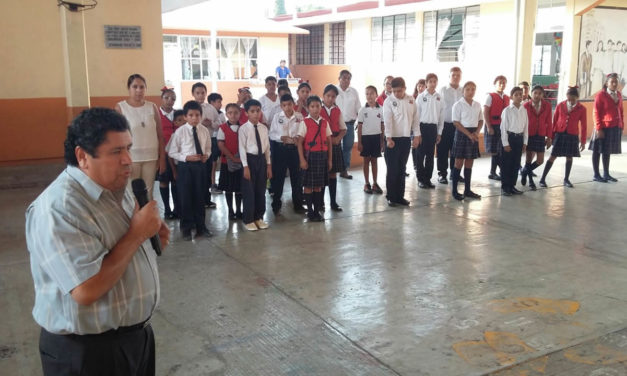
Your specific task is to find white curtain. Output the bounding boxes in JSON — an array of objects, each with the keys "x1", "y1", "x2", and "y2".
[
  {"x1": 221, "y1": 38, "x2": 239, "y2": 80},
  {"x1": 242, "y1": 39, "x2": 255, "y2": 79}
]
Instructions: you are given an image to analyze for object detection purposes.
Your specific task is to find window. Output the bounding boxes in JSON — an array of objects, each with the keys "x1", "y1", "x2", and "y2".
[
  {"x1": 296, "y1": 25, "x2": 324, "y2": 65},
  {"x1": 423, "y1": 6, "x2": 480, "y2": 62},
  {"x1": 175, "y1": 36, "x2": 258, "y2": 81},
  {"x1": 329, "y1": 22, "x2": 345, "y2": 64},
  {"x1": 371, "y1": 13, "x2": 417, "y2": 62}
]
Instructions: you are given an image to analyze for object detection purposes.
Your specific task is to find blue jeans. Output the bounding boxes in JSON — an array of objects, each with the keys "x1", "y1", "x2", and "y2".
[{"x1": 342, "y1": 121, "x2": 356, "y2": 171}]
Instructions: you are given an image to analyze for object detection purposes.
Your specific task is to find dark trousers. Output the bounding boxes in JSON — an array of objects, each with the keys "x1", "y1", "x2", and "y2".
[
  {"x1": 415, "y1": 123, "x2": 438, "y2": 182},
  {"x1": 502, "y1": 133, "x2": 524, "y2": 191},
  {"x1": 39, "y1": 324, "x2": 155, "y2": 376},
  {"x1": 177, "y1": 161, "x2": 207, "y2": 232},
  {"x1": 437, "y1": 122, "x2": 456, "y2": 176},
  {"x1": 270, "y1": 141, "x2": 302, "y2": 210},
  {"x1": 384, "y1": 137, "x2": 411, "y2": 202},
  {"x1": 242, "y1": 153, "x2": 267, "y2": 224}
]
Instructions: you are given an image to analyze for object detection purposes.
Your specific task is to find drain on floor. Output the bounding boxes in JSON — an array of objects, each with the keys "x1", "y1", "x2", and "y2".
[{"x1": 0, "y1": 345, "x2": 17, "y2": 359}]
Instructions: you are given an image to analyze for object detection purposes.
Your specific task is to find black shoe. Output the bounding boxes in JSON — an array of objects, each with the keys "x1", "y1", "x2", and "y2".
[
  {"x1": 511, "y1": 187, "x2": 524, "y2": 195},
  {"x1": 340, "y1": 172, "x2": 353, "y2": 179},
  {"x1": 604, "y1": 174, "x2": 618, "y2": 182},
  {"x1": 308, "y1": 211, "x2": 323, "y2": 222},
  {"x1": 464, "y1": 190, "x2": 481, "y2": 199},
  {"x1": 563, "y1": 179, "x2": 574, "y2": 188},
  {"x1": 452, "y1": 191, "x2": 465, "y2": 201},
  {"x1": 488, "y1": 173, "x2": 501, "y2": 181},
  {"x1": 205, "y1": 201, "x2": 217, "y2": 208},
  {"x1": 293, "y1": 206, "x2": 306, "y2": 214},
  {"x1": 387, "y1": 200, "x2": 398, "y2": 207},
  {"x1": 398, "y1": 198, "x2": 410, "y2": 206},
  {"x1": 539, "y1": 180, "x2": 547, "y2": 188},
  {"x1": 593, "y1": 175, "x2": 608, "y2": 183},
  {"x1": 427, "y1": 182, "x2": 436, "y2": 189},
  {"x1": 529, "y1": 182, "x2": 537, "y2": 191},
  {"x1": 364, "y1": 183, "x2": 373, "y2": 194},
  {"x1": 331, "y1": 204, "x2": 343, "y2": 212},
  {"x1": 182, "y1": 231, "x2": 192, "y2": 241},
  {"x1": 438, "y1": 176, "x2": 448, "y2": 184},
  {"x1": 196, "y1": 227, "x2": 214, "y2": 237},
  {"x1": 501, "y1": 189, "x2": 512, "y2": 196},
  {"x1": 418, "y1": 182, "x2": 429, "y2": 189},
  {"x1": 372, "y1": 183, "x2": 383, "y2": 194}
]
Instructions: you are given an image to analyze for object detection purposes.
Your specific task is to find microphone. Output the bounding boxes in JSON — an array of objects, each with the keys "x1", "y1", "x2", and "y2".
[{"x1": 131, "y1": 179, "x2": 162, "y2": 256}]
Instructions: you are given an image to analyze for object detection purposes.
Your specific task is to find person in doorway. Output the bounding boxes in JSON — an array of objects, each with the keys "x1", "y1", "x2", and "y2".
[{"x1": 276, "y1": 59, "x2": 294, "y2": 79}]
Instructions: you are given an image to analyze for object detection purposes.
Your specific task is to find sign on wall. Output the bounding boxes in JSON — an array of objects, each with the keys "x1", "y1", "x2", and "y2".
[
  {"x1": 104, "y1": 25, "x2": 142, "y2": 49},
  {"x1": 577, "y1": 7, "x2": 627, "y2": 99}
]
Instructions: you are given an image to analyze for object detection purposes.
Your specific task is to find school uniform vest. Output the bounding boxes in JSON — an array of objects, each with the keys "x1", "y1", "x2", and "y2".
[
  {"x1": 489, "y1": 93, "x2": 510, "y2": 125},
  {"x1": 303, "y1": 118, "x2": 329, "y2": 152},
  {"x1": 594, "y1": 90, "x2": 624, "y2": 130},
  {"x1": 219, "y1": 123, "x2": 239, "y2": 164},
  {"x1": 160, "y1": 111, "x2": 176, "y2": 145},
  {"x1": 524, "y1": 100, "x2": 552, "y2": 137},
  {"x1": 321, "y1": 106, "x2": 342, "y2": 134}
]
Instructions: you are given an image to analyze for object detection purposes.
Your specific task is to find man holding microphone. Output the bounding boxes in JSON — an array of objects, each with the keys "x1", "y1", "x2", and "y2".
[{"x1": 25, "y1": 108, "x2": 169, "y2": 375}]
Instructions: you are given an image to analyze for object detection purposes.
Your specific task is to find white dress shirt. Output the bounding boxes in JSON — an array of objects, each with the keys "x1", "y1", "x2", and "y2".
[
  {"x1": 500, "y1": 103, "x2": 529, "y2": 147},
  {"x1": 382, "y1": 94, "x2": 421, "y2": 138},
  {"x1": 238, "y1": 121, "x2": 271, "y2": 167},
  {"x1": 416, "y1": 90, "x2": 446, "y2": 135},
  {"x1": 335, "y1": 85, "x2": 361, "y2": 122},
  {"x1": 357, "y1": 104, "x2": 384, "y2": 136},
  {"x1": 439, "y1": 85, "x2": 463, "y2": 123},
  {"x1": 270, "y1": 111, "x2": 304, "y2": 142},
  {"x1": 452, "y1": 98, "x2": 483, "y2": 128},
  {"x1": 258, "y1": 94, "x2": 280, "y2": 115},
  {"x1": 166, "y1": 123, "x2": 212, "y2": 162}
]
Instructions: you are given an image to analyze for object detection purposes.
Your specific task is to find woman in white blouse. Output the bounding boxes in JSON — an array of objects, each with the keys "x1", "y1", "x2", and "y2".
[{"x1": 115, "y1": 74, "x2": 166, "y2": 199}]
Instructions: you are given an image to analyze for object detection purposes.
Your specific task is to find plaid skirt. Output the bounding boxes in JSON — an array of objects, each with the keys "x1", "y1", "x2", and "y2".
[
  {"x1": 588, "y1": 126, "x2": 622, "y2": 154},
  {"x1": 551, "y1": 133, "x2": 581, "y2": 157},
  {"x1": 484, "y1": 124, "x2": 502, "y2": 154},
  {"x1": 302, "y1": 151, "x2": 329, "y2": 188},
  {"x1": 218, "y1": 163, "x2": 242, "y2": 193},
  {"x1": 452, "y1": 128, "x2": 480, "y2": 160},
  {"x1": 329, "y1": 143, "x2": 345, "y2": 173},
  {"x1": 527, "y1": 135, "x2": 547, "y2": 152}
]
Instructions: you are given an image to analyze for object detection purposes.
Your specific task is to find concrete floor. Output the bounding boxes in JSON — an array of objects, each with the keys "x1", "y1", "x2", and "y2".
[{"x1": 1, "y1": 143, "x2": 627, "y2": 376}]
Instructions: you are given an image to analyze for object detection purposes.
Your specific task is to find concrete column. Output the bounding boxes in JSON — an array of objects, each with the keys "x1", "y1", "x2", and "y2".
[
  {"x1": 514, "y1": 0, "x2": 538, "y2": 84},
  {"x1": 59, "y1": 6, "x2": 90, "y2": 121}
]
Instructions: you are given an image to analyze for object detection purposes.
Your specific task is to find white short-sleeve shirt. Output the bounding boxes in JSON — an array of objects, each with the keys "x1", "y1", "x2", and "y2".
[
  {"x1": 452, "y1": 98, "x2": 483, "y2": 128},
  {"x1": 357, "y1": 104, "x2": 384, "y2": 136}
]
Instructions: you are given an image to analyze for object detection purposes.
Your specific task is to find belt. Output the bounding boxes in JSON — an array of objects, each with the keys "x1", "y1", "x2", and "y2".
[
  {"x1": 346, "y1": 120, "x2": 356, "y2": 124},
  {"x1": 420, "y1": 123, "x2": 437, "y2": 126},
  {"x1": 507, "y1": 131, "x2": 523, "y2": 137},
  {"x1": 92, "y1": 318, "x2": 151, "y2": 337}
]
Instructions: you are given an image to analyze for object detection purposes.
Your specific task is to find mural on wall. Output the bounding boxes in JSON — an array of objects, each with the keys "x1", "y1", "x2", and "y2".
[{"x1": 577, "y1": 7, "x2": 627, "y2": 99}]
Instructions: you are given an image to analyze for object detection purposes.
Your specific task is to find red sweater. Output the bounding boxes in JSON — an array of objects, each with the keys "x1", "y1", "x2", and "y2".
[
  {"x1": 376, "y1": 92, "x2": 388, "y2": 106},
  {"x1": 524, "y1": 100, "x2": 552, "y2": 138},
  {"x1": 594, "y1": 90, "x2": 624, "y2": 130},
  {"x1": 552, "y1": 101, "x2": 587, "y2": 143}
]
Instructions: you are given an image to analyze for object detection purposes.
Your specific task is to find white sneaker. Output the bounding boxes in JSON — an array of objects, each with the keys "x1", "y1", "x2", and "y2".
[
  {"x1": 254, "y1": 220, "x2": 269, "y2": 230},
  {"x1": 244, "y1": 222, "x2": 258, "y2": 231}
]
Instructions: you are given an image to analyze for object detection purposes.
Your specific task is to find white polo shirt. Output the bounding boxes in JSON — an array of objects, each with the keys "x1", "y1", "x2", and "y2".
[
  {"x1": 382, "y1": 94, "x2": 421, "y2": 138},
  {"x1": 357, "y1": 104, "x2": 384, "y2": 136},
  {"x1": 416, "y1": 90, "x2": 446, "y2": 135}
]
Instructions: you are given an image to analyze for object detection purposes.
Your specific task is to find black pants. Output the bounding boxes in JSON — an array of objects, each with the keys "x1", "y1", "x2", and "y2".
[
  {"x1": 502, "y1": 133, "x2": 524, "y2": 191},
  {"x1": 177, "y1": 161, "x2": 207, "y2": 232},
  {"x1": 384, "y1": 137, "x2": 411, "y2": 202},
  {"x1": 415, "y1": 123, "x2": 438, "y2": 182},
  {"x1": 242, "y1": 153, "x2": 267, "y2": 224},
  {"x1": 437, "y1": 122, "x2": 456, "y2": 176},
  {"x1": 270, "y1": 141, "x2": 302, "y2": 210},
  {"x1": 39, "y1": 324, "x2": 155, "y2": 376}
]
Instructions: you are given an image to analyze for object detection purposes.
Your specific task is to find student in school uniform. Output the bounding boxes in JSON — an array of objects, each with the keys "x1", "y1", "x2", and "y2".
[
  {"x1": 166, "y1": 101, "x2": 213, "y2": 241},
  {"x1": 519, "y1": 81, "x2": 532, "y2": 102},
  {"x1": 297, "y1": 95, "x2": 333, "y2": 222},
  {"x1": 321, "y1": 84, "x2": 348, "y2": 211},
  {"x1": 266, "y1": 85, "x2": 292, "y2": 131},
  {"x1": 415, "y1": 73, "x2": 446, "y2": 189},
  {"x1": 239, "y1": 99, "x2": 272, "y2": 231},
  {"x1": 191, "y1": 82, "x2": 218, "y2": 209},
  {"x1": 206, "y1": 93, "x2": 226, "y2": 195},
  {"x1": 357, "y1": 86, "x2": 385, "y2": 194},
  {"x1": 413, "y1": 79, "x2": 426, "y2": 99},
  {"x1": 336, "y1": 70, "x2": 362, "y2": 179},
  {"x1": 588, "y1": 73, "x2": 624, "y2": 182},
  {"x1": 383, "y1": 77, "x2": 421, "y2": 207},
  {"x1": 158, "y1": 87, "x2": 178, "y2": 219},
  {"x1": 438, "y1": 67, "x2": 464, "y2": 184},
  {"x1": 270, "y1": 94, "x2": 305, "y2": 214},
  {"x1": 483, "y1": 75, "x2": 510, "y2": 181},
  {"x1": 539, "y1": 86, "x2": 587, "y2": 188},
  {"x1": 499, "y1": 86, "x2": 529, "y2": 196},
  {"x1": 451, "y1": 81, "x2": 483, "y2": 201},
  {"x1": 258, "y1": 76, "x2": 280, "y2": 116},
  {"x1": 237, "y1": 87, "x2": 253, "y2": 124},
  {"x1": 521, "y1": 85, "x2": 552, "y2": 190},
  {"x1": 377, "y1": 76, "x2": 394, "y2": 106},
  {"x1": 217, "y1": 103, "x2": 244, "y2": 220},
  {"x1": 295, "y1": 82, "x2": 312, "y2": 118}
]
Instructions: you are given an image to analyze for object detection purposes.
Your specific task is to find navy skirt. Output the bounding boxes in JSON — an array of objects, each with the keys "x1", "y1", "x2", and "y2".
[
  {"x1": 329, "y1": 142, "x2": 345, "y2": 173},
  {"x1": 302, "y1": 151, "x2": 329, "y2": 188},
  {"x1": 218, "y1": 163, "x2": 242, "y2": 193},
  {"x1": 588, "y1": 126, "x2": 622, "y2": 154},
  {"x1": 484, "y1": 124, "x2": 502, "y2": 154},
  {"x1": 452, "y1": 128, "x2": 480, "y2": 160},
  {"x1": 551, "y1": 133, "x2": 581, "y2": 157},
  {"x1": 527, "y1": 135, "x2": 547, "y2": 153}
]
